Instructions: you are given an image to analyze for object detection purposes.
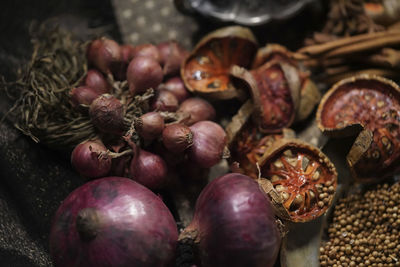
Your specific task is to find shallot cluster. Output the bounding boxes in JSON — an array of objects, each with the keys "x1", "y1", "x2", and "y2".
[{"x1": 69, "y1": 37, "x2": 225, "y2": 193}]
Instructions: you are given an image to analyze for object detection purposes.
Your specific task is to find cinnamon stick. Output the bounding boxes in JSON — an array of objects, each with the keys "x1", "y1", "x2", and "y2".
[
  {"x1": 296, "y1": 29, "x2": 400, "y2": 57},
  {"x1": 322, "y1": 34, "x2": 400, "y2": 58},
  {"x1": 322, "y1": 68, "x2": 399, "y2": 84}
]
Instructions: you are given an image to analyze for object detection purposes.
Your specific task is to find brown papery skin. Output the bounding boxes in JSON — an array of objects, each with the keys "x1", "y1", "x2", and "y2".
[
  {"x1": 89, "y1": 94, "x2": 125, "y2": 135},
  {"x1": 162, "y1": 123, "x2": 193, "y2": 153},
  {"x1": 318, "y1": 76, "x2": 400, "y2": 181}
]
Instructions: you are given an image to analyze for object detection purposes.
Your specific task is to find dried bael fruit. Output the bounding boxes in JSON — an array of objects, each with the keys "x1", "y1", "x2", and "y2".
[
  {"x1": 252, "y1": 44, "x2": 321, "y2": 122},
  {"x1": 181, "y1": 26, "x2": 258, "y2": 99},
  {"x1": 231, "y1": 62, "x2": 301, "y2": 133},
  {"x1": 258, "y1": 139, "x2": 337, "y2": 222},
  {"x1": 226, "y1": 99, "x2": 295, "y2": 178},
  {"x1": 317, "y1": 75, "x2": 400, "y2": 182},
  {"x1": 244, "y1": 129, "x2": 295, "y2": 179}
]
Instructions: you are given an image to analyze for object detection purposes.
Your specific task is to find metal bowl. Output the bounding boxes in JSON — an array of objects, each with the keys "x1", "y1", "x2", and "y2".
[{"x1": 174, "y1": 0, "x2": 314, "y2": 26}]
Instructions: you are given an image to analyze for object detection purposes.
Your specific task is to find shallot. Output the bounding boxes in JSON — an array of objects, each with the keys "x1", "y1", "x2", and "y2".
[
  {"x1": 50, "y1": 177, "x2": 178, "y2": 267},
  {"x1": 181, "y1": 173, "x2": 281, "y2": 267},
  {"x1": 188, "y1": 121, "x2": 227, "y2": 168},
  {"x1": 71, "y1": 139, "x2": 111, "y2": 178}
]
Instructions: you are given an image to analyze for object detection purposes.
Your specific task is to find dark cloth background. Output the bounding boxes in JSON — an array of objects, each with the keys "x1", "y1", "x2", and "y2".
[{"x1": 0, "y1": 0, "x2": 325, "y2": 266}]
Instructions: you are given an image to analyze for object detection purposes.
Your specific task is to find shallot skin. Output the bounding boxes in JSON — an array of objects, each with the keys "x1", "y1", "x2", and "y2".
[
  {"x1": 188, "y1": 173, "x2": 281, "y2": 267},
  {"x1": 189, "y1": 121, "x2": 226, "y2": 168},
  {"x1": 50, "y1": 177, "x2": 178, "y2": 267}
]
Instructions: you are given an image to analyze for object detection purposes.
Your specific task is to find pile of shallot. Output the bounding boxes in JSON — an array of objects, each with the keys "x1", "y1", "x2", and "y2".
[{"x1": 70, "y1": 38, "x2": 225, "y2": 192}]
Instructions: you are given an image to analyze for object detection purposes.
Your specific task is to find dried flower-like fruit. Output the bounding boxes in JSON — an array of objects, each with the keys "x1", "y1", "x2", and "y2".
[
  {"x1": 258, "y1": 139, "x2": 337, "y2": 222},
  {"x1": 181, "y1": 26, "x2": 258, "y2": 99},
  {"x1": 317, "y1": 75, "x2": 400, "y2": 182},
  {"x1": 244, "y1": 129, "x2": 295, "y2": 178}
]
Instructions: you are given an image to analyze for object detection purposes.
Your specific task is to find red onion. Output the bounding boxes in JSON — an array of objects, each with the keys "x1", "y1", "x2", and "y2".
[
  {"x1": 71, "y1": 140, "x2": 111, "y2": 178},
  {"x1": 132, "y1": 44, "x2": 161, "y2": 62},
  {"x1": 89, "y1": 94, "x2": 125, "y2": 135},
  {"x1": 86, "y1": 38, "x2": 122, "y2": 75},
  {"x1": 129, "y1": 148, "x2": 168, "y2": 191},
  {"x1": 120, "y1": 44, "x2": 136, "y2": 63},
  {"x1": 135, "y1": 112, "x2": 165, "y2": 141},
  {"x1": 127, "y1": 56, "x2": 163, "y2": 95},
  {"x1": 151, "y1": 90, "x2": 179, "y2": 112},
  {"x1": 157, "y1": 41, "x2": 188, "y2": 76},
  {"x1": 188, "y1": 121, "x2": 227, "y2": 168},
  {"x1": 70, "y1": 86, "x2": 101, "y2": 109},
  {"x1": 181, "y1": 173, "x2": 281, "y2": 267},
  {"x1": 50, "y1": 177, "x2": 178, "y2": 267},
  {"x1": 162, "y1": 123, "x2": 193, "y2": 153},
  {"x1": 177, "y1": 98, "x2": 216, "y2": 126},
  {"x1": 158, "y1": 77, "x2": 190, "y2": 103},
  {"x1": 83, "y1": 69, "x2": 111, "y2": 95}
]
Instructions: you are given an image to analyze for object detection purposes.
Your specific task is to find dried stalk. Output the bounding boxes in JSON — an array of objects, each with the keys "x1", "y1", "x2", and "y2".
[{"x1": 1, "y1": 23, "x2": 151, "y2": 151}]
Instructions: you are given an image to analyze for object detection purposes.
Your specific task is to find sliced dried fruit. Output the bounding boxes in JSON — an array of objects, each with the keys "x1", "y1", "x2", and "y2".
[
  {"x1": 181, "y1": 26, "x2": 258, "y2": 99},
  {"x1": 317, "y1": 74, "x2": 400, "y2": 182},
  {"x1": 245, "y1": 129, "x2": 296, "y2": 178},
  {"x1": 258, "y1": 139, "x2": 337, "y2": 222}
]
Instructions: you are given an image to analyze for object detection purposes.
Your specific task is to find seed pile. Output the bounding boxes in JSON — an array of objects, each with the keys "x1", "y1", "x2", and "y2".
[{"x1": 320, "y1": 182, "x2": 400, "y2": 267}]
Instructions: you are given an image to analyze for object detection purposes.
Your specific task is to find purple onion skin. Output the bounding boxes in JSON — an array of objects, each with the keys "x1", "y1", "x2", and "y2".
[
  {"x1": 133, "y1": 44, "x2": 161, "y2": 62},
  {"x1": 158, "y1": 77, "x2": 190, "y2": 103},
  {"x1": 84, "y1": 69, "x2": 111, "y2": 95},
  {"x1": 50, "y1": 177, "x2": 178, "y2": 267},
  {"x1": 70, "y1": 86, "x2": 101, "y2": 109},
  {"x1": 127, "y1": 56, "x2": 164, "y2": 95},
  {"x1": 151, "y1": 90, "x2": 179, "y2": 112},
  {"x1": 130, "y1": 149, "x2": 168, "y2": 191},
  {"x1": 136, "y1": 112, "x2": 165, "y2": 142},
  {"x1": 157, "y1": 41, "x2": 188, "y2": 77},
  {"x1": 162, "y1": 123, "x2": 193, "y2": 153},
  {"x1": 89, "y1": 94, "x2": 125, "y2": 135},
  {"x1": 86, "y1": 38, "x2": 122, "y2": 75},
  {"x1": 188, "y1": 121, "x2": 227, "y2": 168},
  {"x1": 120, "y1": 44, "x2": 136, "y2": 63},
  {"x1": 71, "y1": 140, "x2": 111, "y2": 178},
  {"x1": 178, "y1": 98, "x2": 216, "y2": 126},
  {"x1": 186, "y1": 173, "x2": 281, "y2": 267}
]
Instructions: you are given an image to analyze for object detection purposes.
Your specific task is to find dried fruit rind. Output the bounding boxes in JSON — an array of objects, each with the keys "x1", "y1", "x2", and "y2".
[
  {"x1": 231, "y1": 62, "x2": 300, "y2": 133},
  {"x1": 252, "y1": 44, "x2": 321, "y2": 123},
  {"x1": 317, "y1": 74, "x2": 400, "y2": 182},
  {"x1": 181, "y1": 26, "x2": 258, "y2": 99},
  {"x1": 258, "y1": 139, "x2": 337, "y2": 222}
]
